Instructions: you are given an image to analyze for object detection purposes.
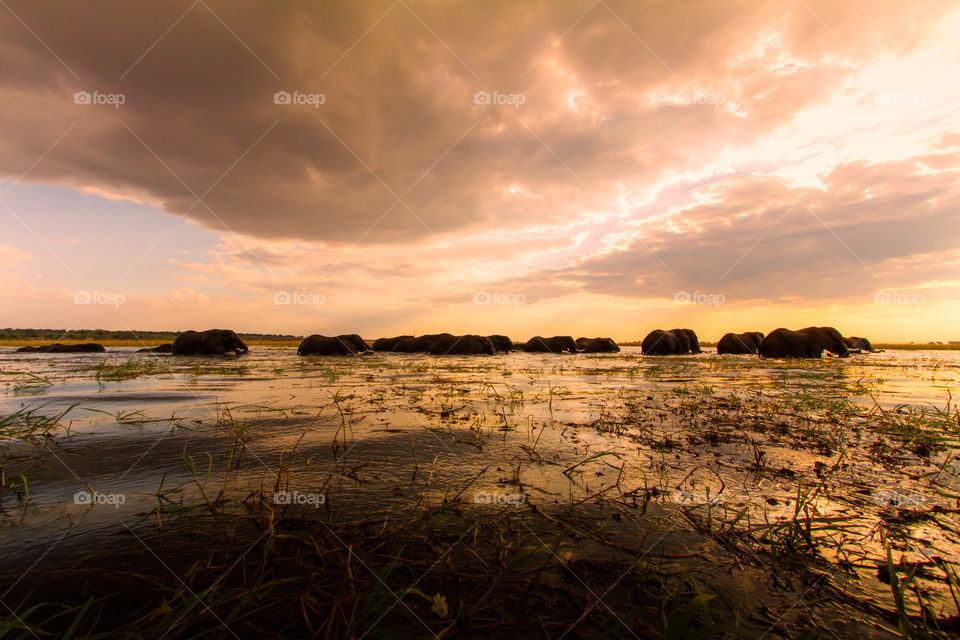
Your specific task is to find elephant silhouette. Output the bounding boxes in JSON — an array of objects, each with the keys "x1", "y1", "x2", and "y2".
[
  {"x1": 641, "y1": 329, "x2": 700, "y2": 355},
  {"x1": 717, "y1": 331, "x2": 765, "y2": 355},
  {"x1": 522, "y1": 336, "x2": 578, "y2": 353},
  {"x1": 171, "y1": 329, "x2": 248, "y2": 356},
  {"x1": 759, "y1": 327, "x2": 850, "y2": 358},
  {"x1": 575, "y1": 337, "x2": 620, "y2": 352},
  {"x1": 298, "y1": 334, "x2": 370, "y2": 356},
  {"x1": 17, "y1": 343, "x2": 105, "y2": 353}
]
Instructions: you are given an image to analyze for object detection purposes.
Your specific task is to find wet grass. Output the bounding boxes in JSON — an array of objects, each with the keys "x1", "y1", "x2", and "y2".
[
  {"x1": 7, "y1": 372, "x2": 54, "y2": 392},
  {"x1": 0, "y1": 403, "x2": 80, "y2": 511},
  {"x1": 91, "y1": 359, "x2": 174, "y2": 381},
  {"x1": 0, "y1": 511, "x2": 770, "y2": 638},
  {"x1": 0, "y1": 402, "x2": 77, "y2": 445}
]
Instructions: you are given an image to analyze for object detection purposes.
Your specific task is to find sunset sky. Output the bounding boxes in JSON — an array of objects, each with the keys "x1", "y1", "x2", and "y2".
[{"x1": 1, "y1": 0, "x2": 958, "y2": 342}]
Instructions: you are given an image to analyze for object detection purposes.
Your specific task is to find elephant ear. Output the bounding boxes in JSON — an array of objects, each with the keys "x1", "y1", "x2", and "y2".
[
  {"x1": 824, "y1": 328, "x2": 848, "y2": 355},
  {"x1": 830, "y1": 328, "x2": 846, "y2": 348},
  {"x1": 817, "y1": 328, "x2": 834, "y2": 352}
]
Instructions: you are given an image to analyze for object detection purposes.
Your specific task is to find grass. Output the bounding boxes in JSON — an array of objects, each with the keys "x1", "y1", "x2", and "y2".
[
  {"x1": 0, "y1": 403, "x2": 80, "y2": 509},
  {"x1": 0, "y1": 402, "x2": 77, "y2": 444},
  {"x1": 90, "y1": 359, "x2": 174, "y2": 381},
  {"x1": 9, "y1": 372, "x2": 53, "y2": 392},
  {"x1": 0, "y1": 505, "x2": 810, "y2": 638}
]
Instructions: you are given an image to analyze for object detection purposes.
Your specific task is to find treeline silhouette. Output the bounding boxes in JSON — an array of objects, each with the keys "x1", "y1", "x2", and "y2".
[{"x1": 0, "y1": 328, "x2": 302, "y2": 342}]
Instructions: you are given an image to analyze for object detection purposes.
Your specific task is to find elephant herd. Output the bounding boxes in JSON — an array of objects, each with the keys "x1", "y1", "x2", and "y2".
[
  {"x1": 642, "y1": 326, "x2": 882, "y2": 358},
  {"x1": 305, "y1": 333, "x2": 622, "y2": 355},
  {"x1": 13, "y1": 327, "x2": 883, "y2": 359}
]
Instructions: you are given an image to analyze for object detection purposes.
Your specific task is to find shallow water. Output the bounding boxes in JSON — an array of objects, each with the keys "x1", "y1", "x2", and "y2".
[{"x1": 2, "y1": 345, "x2": 959, "y2": 627}]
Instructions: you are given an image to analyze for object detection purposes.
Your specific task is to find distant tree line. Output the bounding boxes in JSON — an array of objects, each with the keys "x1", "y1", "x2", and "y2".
[{"x1": 0, "y1": 328, "x2": 303, "y2": 342}]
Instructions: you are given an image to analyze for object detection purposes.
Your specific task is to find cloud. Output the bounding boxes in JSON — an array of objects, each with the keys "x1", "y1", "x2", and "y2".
[
  {"x1": 1, "y1": 0, "x2": 954, "y2": 246},
  {"x1": 0, "y1": 243, "x2": 33, "y2": 268},
  {"x1": 488, "y1": 155, "x2": 960, "y2": 304},
  {"x1": 166, "y1": 148, "x2": 960, "y2": 327}
]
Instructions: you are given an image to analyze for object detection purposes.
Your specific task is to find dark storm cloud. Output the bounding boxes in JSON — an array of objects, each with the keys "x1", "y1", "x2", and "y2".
[{"x1": 1, "y1": 0, "x2": 954, "y2": 246}]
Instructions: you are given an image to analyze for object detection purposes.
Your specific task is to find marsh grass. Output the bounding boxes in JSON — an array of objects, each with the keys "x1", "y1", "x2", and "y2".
[
  {"x1": 0, "y1": 403, "x2": 79, "y2": 512},
  {"x1": 2, "y1": 349, "x2": 960, "y2": 637},
  {"x1": 7, "y1": 372, "x2": 54, "y2": 392},
  {"x1": 0, "y1": 403, "x2": 77, "y2": 445},
  {"x1": 89, "y1": 359, "x2": 174, "y2": 381},
  {"x1": 0, "y1": 505, "x2": 827, "y2": 639}
]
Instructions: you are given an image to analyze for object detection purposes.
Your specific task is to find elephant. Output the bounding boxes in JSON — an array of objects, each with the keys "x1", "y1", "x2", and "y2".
[
  {"x1": 391, "y1": 337, "x2": 423, "y2": 352},
  {"x1": 298, "y1": 334, "x2": 369, "y2": 356},
  {"x1": 339, "y1": 334, "x2": 370, "y2": 353},
  {"x1": 428, "y1": 334, "x2": 497, "y2": 355},
  {"x1": 391, "y1": 333, "x2": 453, "y2": 353},
  {"x1": 171, "y1": 329, "x2": 248, "y2": 356},
  {"x1": 522, "y1": 336, "x2": 579, "y2": 353},
  {"x1": 717, "y1": 331, "x2": 765, "y2": 355},
  {"x1": 488, "y1": 335, "x2": 514, "y2": 353},
  {"x1": 844, "y1": 336, "x2": 884, "y2": 353},
  {"x1": 758, "y1": 327, "x2": 850, "y2": 358},
  {"x1": 641, "y1": 330, "x2": 680, "y2": 355},
  {"x1": 676, "y1": 329, "x2": 701, "y2": 353},
  {"x1": 373, "y1": 335, "x2": 413, "y2": 352},
  {"x1": 575, "y1": 337, "x2": 620, "y2": 353},
  {"x1": 16, "y1": 343, "x2": 105, "y2": 353},
  {"x1": 391, "y1": 336, "x2": 432, "y2": 353},
  {"x1": 641, "y1": 329, "x2": 699, "y2": 355},
  {"x1": 136, "y1": 343, "x2": 173, "y2": 353}
]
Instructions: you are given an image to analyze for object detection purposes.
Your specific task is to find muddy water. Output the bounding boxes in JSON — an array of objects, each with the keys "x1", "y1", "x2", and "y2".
[{"x1": 2, "y1": 346, "x2": 959, "y2": 621}]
